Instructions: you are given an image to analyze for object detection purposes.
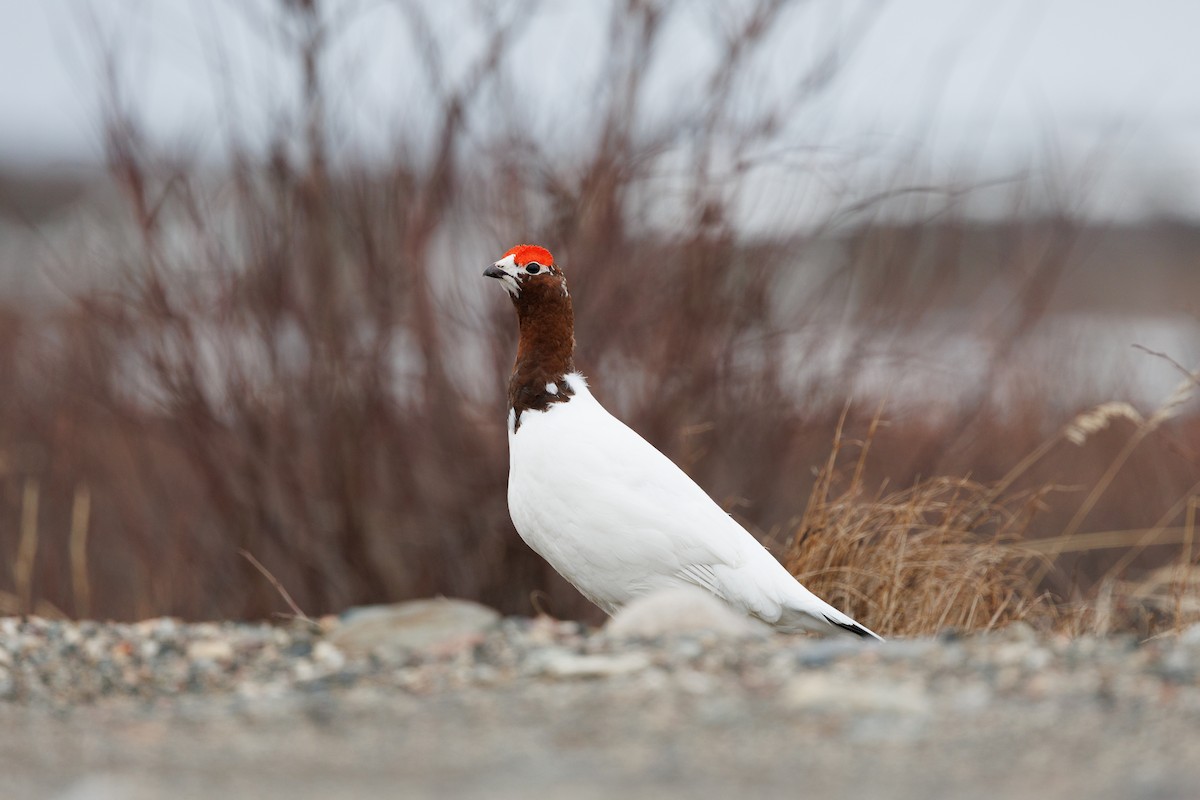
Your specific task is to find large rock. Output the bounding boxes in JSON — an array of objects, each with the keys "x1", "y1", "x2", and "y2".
[
  {"x1": 605, "y1": 586, "x2": 772, "y2": 638},
  {"x1": 327, "y1": 598, "x2": 501, "y2": 660},
  {"x1": 782, "y1": 674, "x2": 932, "y2": 715},
  {"x1": 530, "y1": 650, "x2": 652, "y2": 679}
]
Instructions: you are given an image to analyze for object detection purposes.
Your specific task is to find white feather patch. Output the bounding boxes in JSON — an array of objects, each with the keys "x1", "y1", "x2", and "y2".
[{"x1": 492, "y1": 253, "x2": 521, "y2": 296}]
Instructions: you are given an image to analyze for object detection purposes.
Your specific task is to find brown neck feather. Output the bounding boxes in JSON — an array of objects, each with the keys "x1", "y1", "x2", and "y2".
[{"x1": 508, "y1": 277, "x2": 576, "y2": 430}]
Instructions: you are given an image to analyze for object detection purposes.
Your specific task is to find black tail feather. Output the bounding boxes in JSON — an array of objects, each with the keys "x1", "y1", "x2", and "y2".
[{"x1": 824, "y1": 614, "x2": 880, "y2": 640}]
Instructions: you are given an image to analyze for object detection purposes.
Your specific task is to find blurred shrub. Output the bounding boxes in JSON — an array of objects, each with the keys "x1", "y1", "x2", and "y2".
[{"x1": 0, "y1": 0, "x2": 1195, "y2": 631}]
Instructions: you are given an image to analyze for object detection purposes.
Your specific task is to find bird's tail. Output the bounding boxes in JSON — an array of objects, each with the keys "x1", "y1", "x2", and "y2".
[
  {"x1": 782, "y1": 591, "x2": 884, "y2": 641},
  {"x1": 819, "y1": 608, "x2": 883, "y2": 641}
]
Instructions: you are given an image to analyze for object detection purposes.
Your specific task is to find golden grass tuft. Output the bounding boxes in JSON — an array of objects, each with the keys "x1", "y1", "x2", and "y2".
[
  {"x1": 783, "y1": 409, "x2": 1052, "y2": 637},
  {"x1": 787, "y1": 354, "x2": 1200, "y2": 639}
]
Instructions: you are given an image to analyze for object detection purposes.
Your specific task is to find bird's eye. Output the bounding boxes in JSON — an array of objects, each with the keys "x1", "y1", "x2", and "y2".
[{"x1": 525, "y1": 263, "x2": 541, "y2": 274}]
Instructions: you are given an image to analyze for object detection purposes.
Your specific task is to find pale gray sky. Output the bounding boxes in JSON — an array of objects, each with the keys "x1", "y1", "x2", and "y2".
[{"x1": 2, "y1": 0, "x2": 1198, "y2": 220}]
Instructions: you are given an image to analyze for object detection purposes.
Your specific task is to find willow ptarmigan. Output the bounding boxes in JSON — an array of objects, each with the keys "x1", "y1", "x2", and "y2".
[{"x1": 485, "y1": 244, "x2": 881, "y2": 640}]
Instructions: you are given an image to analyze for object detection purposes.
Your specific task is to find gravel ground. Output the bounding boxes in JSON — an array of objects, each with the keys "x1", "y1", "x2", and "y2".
[{"x1": 2, "y1": 608, "x2": 1199, "y2": 800}]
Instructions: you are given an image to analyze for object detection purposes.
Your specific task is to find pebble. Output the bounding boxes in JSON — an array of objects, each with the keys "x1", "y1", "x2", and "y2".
[
  {"x1": 186, "y1": 639, "x2": 235, "y2": 663},
  {"x1": 534, "y1": 651, "x2": 653, "y2": 679},
  {"x1": 782, "y1": 674, "x2": 932, "y2": 715},
  {"x1": 0, "y1": 606, "x2": 1196, "y2": 717},
  {"x1": 328, "y1": 598, "x2": 500, "y2": 660},
  {"x1": 791, "y1": 637, "x2": 875, "y2": 667},
  {"x1": 605, "y1": 586, "x2": 771, "y2": 638}
]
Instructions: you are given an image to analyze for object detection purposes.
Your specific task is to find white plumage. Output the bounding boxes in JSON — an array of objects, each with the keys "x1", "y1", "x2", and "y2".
[
  {"x1": 486, "y1": 244, "x2": 880, "y2": 640},
  {"x1": 509, "y1": 373, "x2": 880, "y2": 639}
]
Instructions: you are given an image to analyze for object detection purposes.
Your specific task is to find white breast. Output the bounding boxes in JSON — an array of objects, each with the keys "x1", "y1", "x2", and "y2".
[{"x1": 507, "y1": 374, "x2": 784, "y2": 617}]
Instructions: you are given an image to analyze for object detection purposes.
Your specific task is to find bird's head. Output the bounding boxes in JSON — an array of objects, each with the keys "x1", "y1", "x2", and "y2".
[{"x1": 483, "y1": 244, "x2": 566, "y2": 300}]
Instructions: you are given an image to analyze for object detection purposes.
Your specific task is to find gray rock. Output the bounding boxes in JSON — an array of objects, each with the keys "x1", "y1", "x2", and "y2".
[
  {"x1": 185, "y1": 639, "x2": 235, "y2": 663},
  {"x1": 532, "y1": 651, "x2": 652, "y2": 679},
  {"x1": 876, "y1": 638, "x2": 940, "y2": 662},
  {"x1": 604, "y1": 586, "x2": 772, "y2": 638},
  {"x1": 327, "y1": 598, "x2": 501, "y2": 660},
  {"x1": 1000, "y1": 621, "x2": 1039, "y2": 643},
  {"x1": 55, "y1": 774, "x2": 155, "y2": 800},
  {"x1": 1157, "y1": 646, "x2": 1194, "y2": 684},
  {"x1": 791, "y1": 637, "x2": 874, "y2": 667},
  {"x1": 782, "y1": 674, "x2": 932, "y2": 715}
]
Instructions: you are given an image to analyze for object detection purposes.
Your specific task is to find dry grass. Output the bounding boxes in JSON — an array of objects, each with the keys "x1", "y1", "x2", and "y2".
[
  {"x1": 784, "y1": 408, "x2": 1052, "y2": 638},
  {"x1": 786, "y1": 363, "x2": 1200, "y2": 639}
]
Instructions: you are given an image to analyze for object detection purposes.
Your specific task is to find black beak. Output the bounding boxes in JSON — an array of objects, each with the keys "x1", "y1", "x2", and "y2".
[{"x1": 483, "y1": 265, "x2": 505, "y2": 279}]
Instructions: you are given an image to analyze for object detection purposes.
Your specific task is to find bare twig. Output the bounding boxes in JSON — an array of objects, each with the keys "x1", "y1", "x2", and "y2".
[{"x1": 239, "y1": 549, "x2": 311, "y2": 622}]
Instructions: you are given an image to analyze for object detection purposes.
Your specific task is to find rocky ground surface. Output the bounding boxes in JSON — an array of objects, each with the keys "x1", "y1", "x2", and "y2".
[{"x1": 1, "y1": 598, "x2": 1199, "y2": 800}]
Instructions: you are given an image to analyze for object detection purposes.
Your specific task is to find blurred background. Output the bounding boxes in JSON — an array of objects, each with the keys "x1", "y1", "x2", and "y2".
[{"x1": 0, "y1": 0, "x2": 1196, "y2": 628}]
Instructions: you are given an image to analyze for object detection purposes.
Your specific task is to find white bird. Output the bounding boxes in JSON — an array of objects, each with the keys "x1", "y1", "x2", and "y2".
[{"x1": 484, "y1": 244, "x2": 881, "y2": 640}]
